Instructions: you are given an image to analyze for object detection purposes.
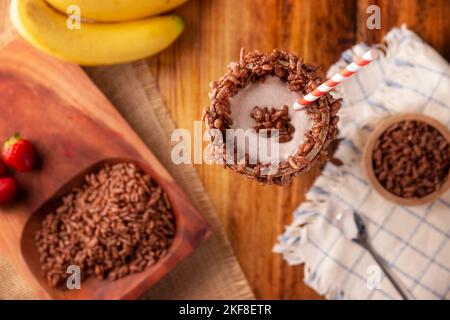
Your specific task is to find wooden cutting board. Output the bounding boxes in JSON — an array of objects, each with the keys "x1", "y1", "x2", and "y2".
[{"x1": 0, "y1": 38, "x2": 211, "y2": 299}]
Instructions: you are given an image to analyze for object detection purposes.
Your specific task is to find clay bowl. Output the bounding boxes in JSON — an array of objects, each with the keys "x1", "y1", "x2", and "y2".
[
  {"x1": 20, "y1": 158, "x2": 211, "y2": 300},
  {"x1": 363, "y1": 113, "x2": 450, "y2": 206}
]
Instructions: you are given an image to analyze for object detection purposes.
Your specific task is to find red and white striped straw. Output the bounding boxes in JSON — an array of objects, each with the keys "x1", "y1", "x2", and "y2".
[{"x1": 293, "y1": 49, "x2": 379, "y2": 110}]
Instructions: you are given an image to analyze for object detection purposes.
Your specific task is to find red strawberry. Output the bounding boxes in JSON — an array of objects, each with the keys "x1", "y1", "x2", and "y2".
[
  {"x1": 0, "y1": 177, "x2": 17, "y2": 205},
  {"x1": 0, "y1": 160, "x2": 6, "y2": 176},
  {"x1": 3, "y1": 133, "x2": 36, "y2": 172}
]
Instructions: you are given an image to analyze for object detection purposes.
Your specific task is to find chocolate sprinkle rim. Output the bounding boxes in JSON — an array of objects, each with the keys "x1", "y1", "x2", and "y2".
[{"x1": 202, "y1": 49, "x2": 342, "y2": 185}]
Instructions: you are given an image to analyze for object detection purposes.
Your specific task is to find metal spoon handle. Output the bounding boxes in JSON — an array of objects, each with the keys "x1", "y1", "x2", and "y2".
[{"x1": 357, "y1": 240, "x2": 410, "y2": 300}]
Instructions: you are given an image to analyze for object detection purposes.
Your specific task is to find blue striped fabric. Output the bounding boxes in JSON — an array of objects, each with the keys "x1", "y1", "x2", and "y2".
[{"x1": 274, "y1": 26, "x2": 450, "y2": 300}]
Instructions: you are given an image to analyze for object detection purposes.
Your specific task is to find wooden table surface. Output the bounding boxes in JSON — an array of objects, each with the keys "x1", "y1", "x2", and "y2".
[{"x1": 147, "y1": 0, "x2": 450, "y2": 299}]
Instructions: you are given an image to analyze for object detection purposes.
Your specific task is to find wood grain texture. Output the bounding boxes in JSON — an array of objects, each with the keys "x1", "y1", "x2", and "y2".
[
  {"x1": 147, "y1": 0, "x2": 449, "y2": 299},
  {"x1": 0, "y1": 39, "x2": 210, "y2": 299}
]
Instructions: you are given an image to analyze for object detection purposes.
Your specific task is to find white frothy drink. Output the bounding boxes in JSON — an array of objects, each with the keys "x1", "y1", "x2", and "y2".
[{"x1": 229, "y1": 76, "x2": 312, "y2": 163}]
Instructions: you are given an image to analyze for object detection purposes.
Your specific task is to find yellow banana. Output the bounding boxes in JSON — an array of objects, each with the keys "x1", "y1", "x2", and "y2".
[
  {"x1": 10, "y1": 0, "x2": 184, "y2": 66},
  {"x1": 46, "y1": 0, "x2": 189, "y2": 22}
]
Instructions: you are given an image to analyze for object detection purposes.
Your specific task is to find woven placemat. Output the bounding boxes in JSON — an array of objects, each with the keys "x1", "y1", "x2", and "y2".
[{"x1": 0, "y1": 0, "x2": 254, "y2": 300}]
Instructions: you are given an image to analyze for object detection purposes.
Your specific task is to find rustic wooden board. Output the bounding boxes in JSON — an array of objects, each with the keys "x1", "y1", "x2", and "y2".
[
  {"x1": 0, "y1": 38, "x2": 211, "y2": 299},
  {"x1": 149, "y1": 0, "x2": 450, "y2": 299}
]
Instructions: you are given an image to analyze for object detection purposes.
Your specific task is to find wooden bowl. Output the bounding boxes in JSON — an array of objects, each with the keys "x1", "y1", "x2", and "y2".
[
  {"x1": 20, "y1": 158, "x2": 211, "y2": 300},
  {"x1": 0, "y1": 39, "x2": 211, "y2": 299},
  {"x1": 363, "y1": 113, "x2": 450, "y2": 206}
]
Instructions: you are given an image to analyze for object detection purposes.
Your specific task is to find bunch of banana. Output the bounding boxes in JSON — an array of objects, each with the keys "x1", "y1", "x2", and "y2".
[{"x1": 10, "y1": 0, "x2": 188, "y2": 65}]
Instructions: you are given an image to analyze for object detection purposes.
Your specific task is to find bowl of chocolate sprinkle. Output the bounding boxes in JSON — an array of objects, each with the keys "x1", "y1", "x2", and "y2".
[{"x1": 363, "y1": 113, "x2": 450, "y2": 206}]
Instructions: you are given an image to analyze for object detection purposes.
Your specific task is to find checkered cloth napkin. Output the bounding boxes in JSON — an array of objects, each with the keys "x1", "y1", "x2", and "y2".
[{"x1": 274, "y1": 26, "x2": 450, "y2": 300}]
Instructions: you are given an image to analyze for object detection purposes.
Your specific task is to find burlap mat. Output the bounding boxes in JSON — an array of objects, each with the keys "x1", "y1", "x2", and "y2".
[{"x1": 0, "y1": 0, "x2": 254, "y2": 300}]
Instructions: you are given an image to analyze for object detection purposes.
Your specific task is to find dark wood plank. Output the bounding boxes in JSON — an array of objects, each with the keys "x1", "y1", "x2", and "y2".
[
  {"x1": 0, "y1": 38, "x2": 210, "y2": 300},
  {"x1": 357, "y1": 0, "x2": 450, "y2": 59}
]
